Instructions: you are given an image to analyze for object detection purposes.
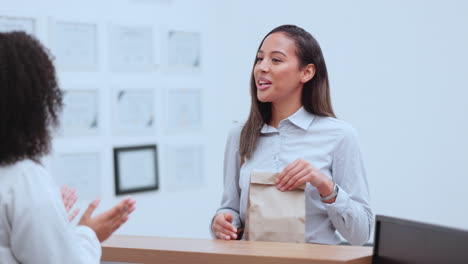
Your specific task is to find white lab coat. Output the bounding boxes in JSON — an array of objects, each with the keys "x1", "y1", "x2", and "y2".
[{"x1": 0, "y1": 159, "x2": 101, "y2": 264}]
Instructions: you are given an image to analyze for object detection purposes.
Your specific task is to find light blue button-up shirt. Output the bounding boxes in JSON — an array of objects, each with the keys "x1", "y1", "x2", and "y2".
[{"x1": 215, "y1": 107, "x2": 374, "y2": 245}]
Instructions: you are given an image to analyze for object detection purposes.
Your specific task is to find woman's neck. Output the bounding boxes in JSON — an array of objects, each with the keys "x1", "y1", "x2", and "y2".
[{"x1": 270, "y1": 101, "x2": 302, "y2": 128}]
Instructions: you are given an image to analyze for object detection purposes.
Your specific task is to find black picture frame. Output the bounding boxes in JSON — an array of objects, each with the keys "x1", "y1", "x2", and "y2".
[{"x1": 113, "y1": 145, "x2": 159, "y2": 195}]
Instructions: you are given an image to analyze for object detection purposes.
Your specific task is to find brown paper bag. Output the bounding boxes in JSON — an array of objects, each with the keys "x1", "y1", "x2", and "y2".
[{"x1": 244, "y1": 171, "x2": 305, "y2": 243}]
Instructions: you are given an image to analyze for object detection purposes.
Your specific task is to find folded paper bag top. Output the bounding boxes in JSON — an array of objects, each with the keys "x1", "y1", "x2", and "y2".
[{"x1": 244, "y1": 171, "x2": 305, "y2": 243}]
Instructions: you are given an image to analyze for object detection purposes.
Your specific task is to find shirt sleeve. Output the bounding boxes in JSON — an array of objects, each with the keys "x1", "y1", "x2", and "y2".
[
  {"x1": 325, "y1": 125, "x2": 374, "y2": 245},
  {"x1": 9, "y1": 166, "x2": 101, "y2": 264},
  {"x1": 210, "y1": 125, "x2": 243, "y2": 238}
]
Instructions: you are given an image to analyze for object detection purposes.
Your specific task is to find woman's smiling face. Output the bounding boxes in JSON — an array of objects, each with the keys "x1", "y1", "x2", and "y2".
[{"x1": 254, "y1": 32, "x2": 305, "y2": 104}]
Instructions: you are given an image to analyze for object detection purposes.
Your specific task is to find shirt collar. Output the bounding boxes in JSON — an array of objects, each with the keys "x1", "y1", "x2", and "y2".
[{"x1": 260, "y1": 107, "x2": 315, "y2": 134}]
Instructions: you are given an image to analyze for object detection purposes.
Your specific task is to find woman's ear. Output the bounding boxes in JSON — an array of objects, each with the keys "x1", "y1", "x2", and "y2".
[{"x1": 301, "y1": 64, "x2": 316, "y2": 83}]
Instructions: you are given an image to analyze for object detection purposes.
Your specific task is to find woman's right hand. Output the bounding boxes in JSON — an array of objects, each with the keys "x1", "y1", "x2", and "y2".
[
  {"x1": 78, "y1": 197, "x2": 136, "y2": 242},
  {"x1": 212, "y1": 212, "x2": 238, "y2": 240},
  {"x1": 60, "y1": 184, "x2": 80, "y2": 222}
]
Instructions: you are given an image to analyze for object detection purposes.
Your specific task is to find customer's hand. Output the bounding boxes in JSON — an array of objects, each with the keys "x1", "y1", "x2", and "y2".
[
  {"x1": 78, "y1": 197, "x2": 136, "y2": 242},
  {"x1": 212, "y1": 212, "x2": 238, "y2": 240},
  {"x1": 61, "y1": 184, "x2": 80, "y2": 222}
]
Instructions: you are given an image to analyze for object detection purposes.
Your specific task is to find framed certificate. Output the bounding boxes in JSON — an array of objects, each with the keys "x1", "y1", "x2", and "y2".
[
  {"x1": 165, "y1": 145, "x2": 203, "y2": 190},
  {"x1": 113, "y1": 145, "x2": 159, "y2": 195},
  {"x1": 112, "y1": 88, "x2": 155, "y2": 135},
  {"x1": 165, "y1": 88, "x2": 202, "y2": 131},
  {"x1": 167, "y1": 31, "x2": 201, "y2": 70},
  {"x1": 109, "y1": 25, "x2": 158, "y2": 71},
  {"x1": 49, "y1": 20, "x2": 98, "y2": 70},
  {"x1": 0, "y1": 16, "x2": 36, "y2": 35},
  {"x1": 60, "y1": 88, "x2": 99, "y2": 136},
  {"x1": 54, "y1": 151, "x2": 100, "y2": 201}
]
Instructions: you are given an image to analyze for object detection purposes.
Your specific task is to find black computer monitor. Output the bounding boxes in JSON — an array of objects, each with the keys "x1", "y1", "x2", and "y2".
[{"x1": 373, "y1": 215, "x2": 468, "y2": 264}]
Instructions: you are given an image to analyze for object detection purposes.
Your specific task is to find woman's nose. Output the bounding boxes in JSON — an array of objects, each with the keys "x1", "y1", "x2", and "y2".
[{"x1": 257, "y1": 60, "x2": 269, "y2": 72}]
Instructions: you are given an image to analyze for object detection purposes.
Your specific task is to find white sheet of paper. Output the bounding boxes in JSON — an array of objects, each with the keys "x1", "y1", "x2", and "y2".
[
  {"x1": 165, "y1": 145, "x2": 203, "y2": 190},
  {"x1": 51, "y1": 21, "x2": 98, "y2": 70},
  {"x1": 117, "y1": 148, "x2": 157, "y2": 190},
  {"x1": 167, "y1": 31, "x2": 200, "y2": 69},
  {"x1": 54, "y1": 152, "x2": 100, "y2": 201},
  {"x1": 166, "y1": 89, "x2": 202, "y2": 131},
  {"x1": 109, "y1": 25, "x2": 156, "y2": 71},
  {"x1": 113, "y1": 89, "x2": 155, "y2": 135},
  {"x1": 60, "y1": 89, "x2": 98, "y2": 136},
  {"x1": 0, "y1": 16, "x2": 35, "y2": 34}
]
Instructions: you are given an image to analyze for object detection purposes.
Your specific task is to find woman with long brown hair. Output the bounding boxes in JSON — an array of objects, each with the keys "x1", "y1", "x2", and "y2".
[{"x1": 211, "y1": 25, "x2": 373, "y2": 245}]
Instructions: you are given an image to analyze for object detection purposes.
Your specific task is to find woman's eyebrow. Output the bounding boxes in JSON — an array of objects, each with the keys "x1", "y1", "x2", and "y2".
[
  {"x1": 257, "y1": 50, "x2": 287, "y2": 57},
  {"x1": 271, "y1": 50, "x2": 287, "y2": 57}
]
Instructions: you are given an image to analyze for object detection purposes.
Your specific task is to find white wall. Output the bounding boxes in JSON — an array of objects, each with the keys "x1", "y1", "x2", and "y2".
[{"x1": 1, "y1": 0, "x2": 468, "y2": 242}]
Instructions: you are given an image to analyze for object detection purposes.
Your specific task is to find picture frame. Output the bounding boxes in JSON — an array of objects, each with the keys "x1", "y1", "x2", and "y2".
[
  {"x1": 53, "y1": 151, "x2": 101, "y2": 201},
  {"x1": 167, "y1": 30, "x2": 201, "y2": 71},
  {"x1": 0, "y1": 16, "x2": 36, "y2": 35},
  {"x1": 49, "y1": 19, "x2": 99, "y2": 71},
  {"x1": 60, "y1": 88, "x2": 99, "y2": 137},
  {"x1": 113, "y1": 145, "x2": 159, "y2": 195},
  {"x1": 164, "y1": 88, "x2": 202, "y2": 131},
  {"x1": 164, "y1": 144, "x2": 203, "y2": 191},
  {"x1": 109, "y1": 24, "x2": 159, "y2": 72},
  {"x1": 111, "y1": 87, "x2": 156, "y2": 136}
]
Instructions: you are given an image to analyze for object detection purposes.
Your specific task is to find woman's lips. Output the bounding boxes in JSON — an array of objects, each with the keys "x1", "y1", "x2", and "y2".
[{"x1": 257, "y1": 77, "x2": 272, "y2": 90}]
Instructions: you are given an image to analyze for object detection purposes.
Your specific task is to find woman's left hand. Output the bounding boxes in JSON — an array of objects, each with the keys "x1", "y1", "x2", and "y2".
[
  {"x1": 276, "y1": 158, "x2": 334, "y2": 198},
  {"x1": 78, "y1": 196, "x2": 136, "y2": 242}
]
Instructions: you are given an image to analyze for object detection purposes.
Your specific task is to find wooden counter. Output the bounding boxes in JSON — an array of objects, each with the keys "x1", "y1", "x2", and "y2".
[{"x1": 102, "y1": 235, "x2": 372, "y2": 264}]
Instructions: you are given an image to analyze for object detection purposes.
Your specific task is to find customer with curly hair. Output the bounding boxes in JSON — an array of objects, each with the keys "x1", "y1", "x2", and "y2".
[{"x1": 0, "y1": 31, "x2": 136, "y2": 264}]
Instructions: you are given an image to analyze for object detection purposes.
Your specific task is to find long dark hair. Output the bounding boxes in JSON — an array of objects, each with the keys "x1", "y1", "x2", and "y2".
[
  {"x1": 0, "y1": 31, "x2": 62, "y2": 165},
  {"x1": 239, "y1": 25, "x2": 336, "y2": 161}
]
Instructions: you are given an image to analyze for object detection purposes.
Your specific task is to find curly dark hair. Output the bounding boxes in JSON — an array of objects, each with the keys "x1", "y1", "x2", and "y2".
[{"x1": 0, "y1": 31, "x2": 62, "y2": 165}]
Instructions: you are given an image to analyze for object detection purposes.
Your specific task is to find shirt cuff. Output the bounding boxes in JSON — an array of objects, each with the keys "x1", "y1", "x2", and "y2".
[{"x1": 323, "y1": 184, "x2": 351, "y2": 216}]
